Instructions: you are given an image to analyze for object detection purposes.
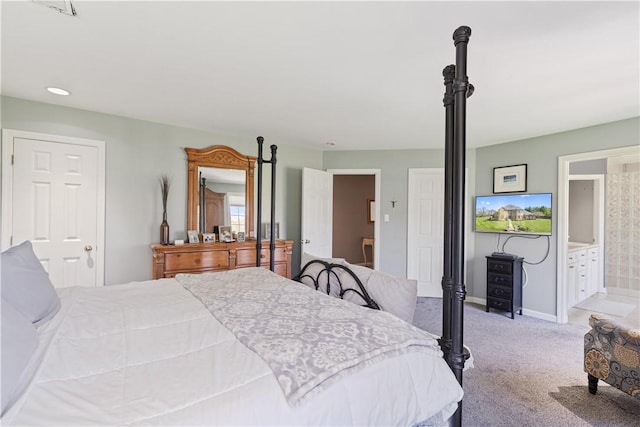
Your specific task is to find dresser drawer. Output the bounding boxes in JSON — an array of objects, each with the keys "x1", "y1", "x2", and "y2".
[
  {"x1": 487, "y1": 260, "x2": 512, "y2": 274},
  {"x1": 236, "y1": 247, "x2": 286, "y2": 267},
  {"x1": 165, "y1": 250, "x2": 229, "y2": 271},
  {"x1": 152, "y1": 241, "x2": 293, "y2": 280},
  {"x1": 485, "y1": 255, "x2": 523, "y2": 319},
  {"x1": 488, "y1": 284, "x2": 512, "y2": 300},
  {"x1": 271, "y1": 262, "x2": 288, "y2": 277},
  {"x1": 488, "y1": 272, "x2": 512, "y2": 287},
  {"x1": 487, "y1": 297, "x2": 511, "y2": 312}
]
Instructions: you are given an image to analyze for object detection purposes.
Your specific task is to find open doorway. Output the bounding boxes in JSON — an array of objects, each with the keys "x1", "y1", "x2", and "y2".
[
  {"x1": 557, "y1": 145, "x2": 640, "y2": 324},
  {"x1": 328, "y1": 169, "x2": 380, "y2": 269},
  {"x1": 332, "y1": 175, "x2": 375, "y2": 267}
]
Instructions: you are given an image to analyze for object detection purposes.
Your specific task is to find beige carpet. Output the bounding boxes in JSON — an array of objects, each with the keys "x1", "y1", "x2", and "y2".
[{"x1": 412, "y1": 298, "x2": 640, "y2": 427}]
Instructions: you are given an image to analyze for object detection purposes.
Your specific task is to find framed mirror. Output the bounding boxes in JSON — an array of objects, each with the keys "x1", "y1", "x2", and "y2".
[{"x1": 186, "y1": 145, "x2": 257, "y2": 237}]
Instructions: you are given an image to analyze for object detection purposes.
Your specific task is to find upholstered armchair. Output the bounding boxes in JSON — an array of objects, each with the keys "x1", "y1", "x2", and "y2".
[{"x1": 584, "y1": 314, "x2": 640, "y2": 398}]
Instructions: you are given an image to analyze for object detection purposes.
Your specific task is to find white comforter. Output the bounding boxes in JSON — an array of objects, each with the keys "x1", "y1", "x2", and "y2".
[{"x1": 3, "y1": 275, "x2": 463, "y2": 426}]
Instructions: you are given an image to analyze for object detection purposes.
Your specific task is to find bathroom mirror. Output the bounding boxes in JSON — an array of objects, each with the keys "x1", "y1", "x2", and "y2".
[{"x1": 186, "y1": 145, "x2": 256, "y2": 237}]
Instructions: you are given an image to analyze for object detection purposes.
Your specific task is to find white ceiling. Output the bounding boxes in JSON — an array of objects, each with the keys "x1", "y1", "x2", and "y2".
[{"x1": 2, "y1": 1, "x2": 638, "y2": 151}]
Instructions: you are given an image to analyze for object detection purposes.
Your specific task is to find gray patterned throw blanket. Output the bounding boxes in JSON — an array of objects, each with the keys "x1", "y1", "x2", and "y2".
[{"x1": 176, "y1": 267, "x2": 442, "y2": 405}]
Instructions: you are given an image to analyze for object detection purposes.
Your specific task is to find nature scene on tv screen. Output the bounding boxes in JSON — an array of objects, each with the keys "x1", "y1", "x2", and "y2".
[{"x1": 475, "y1": 193, "x2": 552, "y2": 235}]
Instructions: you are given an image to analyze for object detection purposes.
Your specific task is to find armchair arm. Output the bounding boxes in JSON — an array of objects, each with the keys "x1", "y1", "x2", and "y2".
[{"x1": 588, "y1": 314, "x2": 640, "y2": 350}]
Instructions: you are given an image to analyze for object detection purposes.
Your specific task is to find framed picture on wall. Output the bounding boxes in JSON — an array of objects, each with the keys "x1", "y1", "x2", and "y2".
[
  {"x1": 493, "y1": 164, "x2": 527, "y2": 193},
  {"x1": 368, "y1": 199, "x2": 375, "y2": 223}
]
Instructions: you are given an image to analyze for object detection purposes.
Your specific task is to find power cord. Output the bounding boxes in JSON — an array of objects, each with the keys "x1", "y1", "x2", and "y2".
[{"x1": 501, "y1": 234, "x2": 551, "y2": 265}]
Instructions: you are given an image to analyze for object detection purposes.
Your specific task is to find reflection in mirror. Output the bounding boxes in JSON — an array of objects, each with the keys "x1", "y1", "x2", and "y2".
[
  {"x1": 198, "y1": 167, "x2": 246, "y2": 234},
  {"x1": 186, "y1": 145, "x2": 256, "y2": 237}
]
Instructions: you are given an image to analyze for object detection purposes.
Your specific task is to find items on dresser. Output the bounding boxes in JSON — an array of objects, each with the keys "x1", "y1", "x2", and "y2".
[
  {"x1": 485, "y1": 253, "x2": 524, "y2": 319},
  {"x1": 151, "y1": 240, "x2": 293, "y2": 279}
]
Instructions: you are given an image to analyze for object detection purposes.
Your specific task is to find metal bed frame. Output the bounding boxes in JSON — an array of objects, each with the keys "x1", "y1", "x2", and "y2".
[
  {"x1": 293, "y1": 260, "x2": 380, "y2": 310},
  {"x1": 255, "y1": 26, "x2": 473, "y2": 426},
  {"x1": 441, "y1": 25, "x2": 473, "y2": 427},
  {"x1": 255, "y1": 136, "x2": 277, "y2": 270}
]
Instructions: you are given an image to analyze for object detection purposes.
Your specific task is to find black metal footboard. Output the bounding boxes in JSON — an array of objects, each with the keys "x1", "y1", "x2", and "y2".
[{"x1": 293, "y1": 260, "x2": 380, "y2": 310}]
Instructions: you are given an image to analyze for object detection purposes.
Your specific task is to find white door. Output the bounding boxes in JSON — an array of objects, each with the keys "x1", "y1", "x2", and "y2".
[
  {"x1": 1, "y1": 130, "x2": 105, "y2": 288},
  {"x1": 301, "y1": 167, "x2": 333, "y2": 262},
  {"x1": 407, "y1": 169, "x2": 444, "y2": 297}
]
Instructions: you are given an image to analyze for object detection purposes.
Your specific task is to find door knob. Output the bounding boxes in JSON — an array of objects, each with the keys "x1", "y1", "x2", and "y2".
[
  {"x1": 301, "y1": 239, "x2": 310, "y2": 244},
  {"x1": 84, "y1": 245, "x2": 93, "y2": 252}
]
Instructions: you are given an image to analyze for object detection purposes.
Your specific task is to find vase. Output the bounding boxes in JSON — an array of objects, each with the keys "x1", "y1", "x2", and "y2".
[{"x1": 160, "y1": 212, "x2": 170, "y2": 245}]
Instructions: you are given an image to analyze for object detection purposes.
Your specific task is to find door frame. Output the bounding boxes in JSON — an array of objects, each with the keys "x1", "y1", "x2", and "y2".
[
  {"x1": 327, "y1": 168, "x2": 380, "y2": 268},
  {"x1": 556, "y1": 145, "x2": 639, "y2": 323},
  {"x1": 1, "y1": 129, "x2": 106, "y2": 286}
]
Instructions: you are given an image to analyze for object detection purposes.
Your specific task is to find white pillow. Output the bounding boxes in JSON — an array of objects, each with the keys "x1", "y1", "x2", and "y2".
[
  {"x1": 1, "y1": 300, "x2": 39, "y2": 414},
  {"x1": 297, "y1": 255, "x2": 417, "y2": 322},
  {"x1": 300, "y1": 252, "x2": 346, "y2": 268},
  {"x1": 340, "y1": 263, "x2": 418, "y2": 323},
  {"x1": 1, "y1": 240, "x2": 61, "y2": 327}
]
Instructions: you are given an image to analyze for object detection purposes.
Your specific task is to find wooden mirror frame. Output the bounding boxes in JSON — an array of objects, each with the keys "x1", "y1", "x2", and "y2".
[{"x1": 186, "y1": 145, "x2": 257, "y2": 236}]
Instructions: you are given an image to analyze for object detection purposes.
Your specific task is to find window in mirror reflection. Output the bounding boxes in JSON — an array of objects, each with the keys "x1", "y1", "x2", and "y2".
[
  {"x1": 199, "y1": 167, "x2": 246, "y2": 234},
  {"x1": 230, "y1": 205, "x2": 245, "y2": 234}
]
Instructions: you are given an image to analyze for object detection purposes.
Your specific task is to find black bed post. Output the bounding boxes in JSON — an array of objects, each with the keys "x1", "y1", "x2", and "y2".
[
  {"x1": 448, "y1": 25, "x2": 473, "y2": 427},
  {"x1": 440, "y1": 64, "x2": 455, "y2": 360},
  {"x1": 255, "y1": 137, "x2": 278, "y2": 271},
  {"x1": 256, "y1": 136, "x2": 264, "y2": 266},
  {"x1": 199, "y1": 173, "x2": 206, "y2": 233},
  {"x1": 269, "y1": 144, "x2": 278, "y2": 271}
]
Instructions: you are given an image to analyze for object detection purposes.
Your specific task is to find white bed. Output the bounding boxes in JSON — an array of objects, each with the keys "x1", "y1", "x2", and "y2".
[{"x1": 2, "y1": 248, "x2": 464, "y2": 426}]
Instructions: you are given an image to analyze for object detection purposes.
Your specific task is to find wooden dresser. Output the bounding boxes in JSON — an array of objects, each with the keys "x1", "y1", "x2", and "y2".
[{"x1": 151, "y1": 240, "x2": 294, "y2": 279}]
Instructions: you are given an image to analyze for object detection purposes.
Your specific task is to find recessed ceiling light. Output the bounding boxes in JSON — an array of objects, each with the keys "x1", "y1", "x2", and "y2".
[{"x1": 46, "y1": 87, "x2": 71, "y2": 96}]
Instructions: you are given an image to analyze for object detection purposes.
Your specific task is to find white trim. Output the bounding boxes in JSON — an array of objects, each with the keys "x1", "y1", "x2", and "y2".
[
  {"x1": 468, "y1": 297, "x2": 557, "y2": 322},
  {"x1": 327, "y1": 169, "x2": 381, "y2": 269},
  {"x1": 1, "y1": 129, "x2": 106, "y2": 287},
  {"x1": 557, "y1": 145, "x2": 640, "y2": 324}
]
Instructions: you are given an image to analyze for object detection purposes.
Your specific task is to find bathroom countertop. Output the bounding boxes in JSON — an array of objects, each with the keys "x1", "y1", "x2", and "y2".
[{"x1": 567, "y1": 242, "x2": 597, "y2": 251}]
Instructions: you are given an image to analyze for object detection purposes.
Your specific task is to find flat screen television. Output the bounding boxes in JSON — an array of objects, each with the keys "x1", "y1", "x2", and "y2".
[{"x1": 474, "y1": 193, "x2": 552, "y2": 235}]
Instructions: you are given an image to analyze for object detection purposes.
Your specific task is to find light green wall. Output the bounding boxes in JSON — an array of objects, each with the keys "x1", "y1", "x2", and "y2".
[
  {"x1": 323, "y1": 148, "x2": 477, "y2": 280},
  {"x1": 1, "y1": 96, "x2": 322, "y2": 284},
  {"x1": 324, "y1": 117, "x2": 639, "y2": 318},
  {"x1": 3, "y1": 94, "x2": 637, "y2": 318},
  {"x1": 473, "y1": 117, "x2": 639, "y2": 316}
]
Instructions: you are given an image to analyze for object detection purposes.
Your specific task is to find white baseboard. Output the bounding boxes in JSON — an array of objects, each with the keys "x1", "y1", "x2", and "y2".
[
  {"x1": 465, "y1": 296, "x2": 485, "y2": 306},
  {"x1": 465, "y1": 296, "x2": 557, "y2": 322}
]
